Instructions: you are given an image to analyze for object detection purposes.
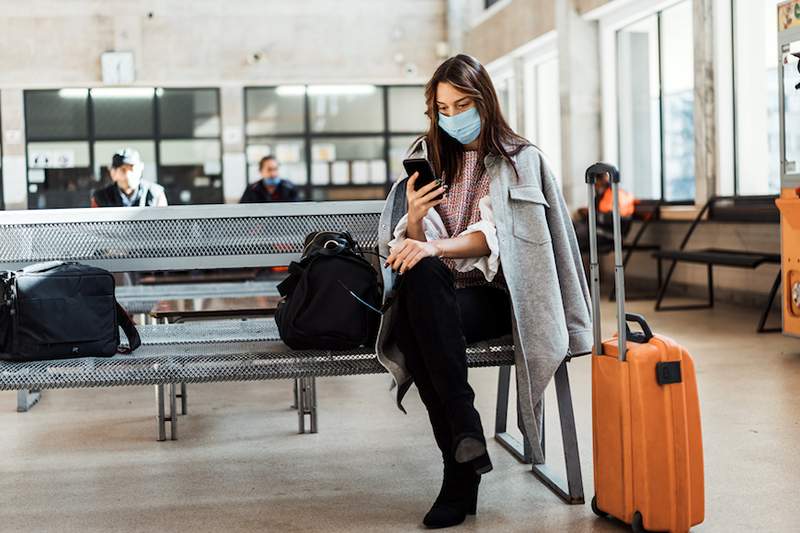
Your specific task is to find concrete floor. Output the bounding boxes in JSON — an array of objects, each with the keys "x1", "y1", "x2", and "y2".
[{"x1": 1, "y1": 299, "x2": 798, "y2": 532}]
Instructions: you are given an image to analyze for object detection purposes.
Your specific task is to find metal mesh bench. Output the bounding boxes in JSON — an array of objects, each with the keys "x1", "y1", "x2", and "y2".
[
  {"x1": 116, "y1": 281, "x2": 281, "y2": 314},
  {"x1": 652, "y1": 196, "x2": 781, "y2": 332},
  {"x1": 0, "y1": 202, "x2": 585, "y2": 505}
]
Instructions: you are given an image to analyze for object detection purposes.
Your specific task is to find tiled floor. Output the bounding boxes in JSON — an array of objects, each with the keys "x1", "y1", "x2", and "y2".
[{"x1": 1, "y1": 299, "x2": 797, "y2": 532}]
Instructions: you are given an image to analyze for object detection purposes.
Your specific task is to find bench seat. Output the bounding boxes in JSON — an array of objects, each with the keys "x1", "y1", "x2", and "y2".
[
  {"x1": 653, "y1": 248, "x2": 780, "y2": 268},
  {"x1": 0, "y1": 320, "x2": 514, "y2": 390}
]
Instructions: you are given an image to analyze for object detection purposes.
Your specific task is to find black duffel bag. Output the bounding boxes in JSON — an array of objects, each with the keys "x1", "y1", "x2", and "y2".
[
  {"x1": 0, "y1": 261, "x2": 141, "y2": 362},
  {"x1": 275, "y1": 231, "x2": 381, "y2": 350}
]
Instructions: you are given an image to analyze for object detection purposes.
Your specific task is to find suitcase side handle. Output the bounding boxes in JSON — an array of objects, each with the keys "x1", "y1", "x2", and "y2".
[{"x1": 624, "y1": 313, "x2": 654, "y2": 344}]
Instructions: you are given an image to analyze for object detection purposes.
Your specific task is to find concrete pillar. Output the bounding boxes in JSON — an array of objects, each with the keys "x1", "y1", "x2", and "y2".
[
  {"x1": 1, "y1": 89, "x2": 28, "y2": 210},
  {"x1": 220, "y1": 86, "x2": 246, "y2": 204},
  {"x1": 556, "y1": 0, "x2": 601, "y2": 209},
  {"x1": 693, "y1": 0, "x2": 716, "y2": 205}
]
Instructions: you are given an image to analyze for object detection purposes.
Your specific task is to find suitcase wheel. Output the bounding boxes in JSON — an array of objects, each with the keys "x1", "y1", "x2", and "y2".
[
  {"x1": 590, "y1": 496, "x2": 607, "y2": 518},
  {"x1": 631, "y1": 511, "x2": 645, "y2": 533}
]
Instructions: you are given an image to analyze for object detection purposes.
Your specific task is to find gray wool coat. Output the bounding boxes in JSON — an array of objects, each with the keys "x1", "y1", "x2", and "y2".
[{"x1": 375, "y1": 138, "x2": 593, "y2": 463}]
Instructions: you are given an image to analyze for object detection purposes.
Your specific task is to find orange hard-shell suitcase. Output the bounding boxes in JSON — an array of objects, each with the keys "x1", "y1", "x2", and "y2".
[{"x1": 586, "y1": 163, "x2": 704, "y2": 533}]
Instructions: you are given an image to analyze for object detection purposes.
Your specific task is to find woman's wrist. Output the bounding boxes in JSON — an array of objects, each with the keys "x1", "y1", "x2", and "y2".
[{"x1": 430, "y1": 240, "x2": 445, "y2": 258}]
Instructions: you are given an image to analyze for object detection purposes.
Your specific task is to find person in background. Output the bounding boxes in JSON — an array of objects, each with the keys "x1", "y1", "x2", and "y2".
[
  {"x1": 90, "y1": 148, "x2": 168, "y2": 208},
  {"x1": 573, "y1": 171, "x2": 635, "y2": 252},
  {"x1": 240, "y1": 155, "x2": 299, "y2": 203}
]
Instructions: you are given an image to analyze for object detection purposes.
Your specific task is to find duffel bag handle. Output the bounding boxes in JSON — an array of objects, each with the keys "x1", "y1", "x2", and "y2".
[
  {"x1": 115, "y1": 301, "x2": 141, "y2": 354},
  {"x1": 21, "y1": 261, "x2": 68, "y2": 274}
]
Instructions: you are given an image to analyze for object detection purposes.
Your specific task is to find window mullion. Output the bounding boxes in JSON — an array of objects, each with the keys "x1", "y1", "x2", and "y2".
[{"x1": 657, "y1": 11, "x2": 667, "y2": 202}]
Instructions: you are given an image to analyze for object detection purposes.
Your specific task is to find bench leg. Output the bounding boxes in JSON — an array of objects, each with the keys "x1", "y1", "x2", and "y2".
[
  {"x1": 530, "y1": 361, "x2": 585, "y2": 505},
  {"x1": 177, "y1": 383, "x2": 188, "y2": 415},
  {"x1": 291, "y1": 378, "x2": 299, "y2": 409},
  {"x1": 155, "y1": 384, "x2": 179, "y2": 441},
  {"x1": 156, "y1": 384, "x2": 166, "y2": 441},
  {"x1": 169, "y1": 383, "x2": 178, "y2": 440},
  {"x1": 707, "y1": 264, "x2": 714, "y2": 307},
  {"x1": 16, "y1": 389, "x2": 41, "y2": 412},
  {"x1": 757, "y1": 270, "x2": 782, "y2": 334},
  {"x1": 494, "y1": 365, "x2": 532, "y2": 464},
  {"x1": 297, "y1": 377, "x2": 318, "y2": 434},
  {"x1": 655, "y1": 259, "x2": 714, "y2": 312}
]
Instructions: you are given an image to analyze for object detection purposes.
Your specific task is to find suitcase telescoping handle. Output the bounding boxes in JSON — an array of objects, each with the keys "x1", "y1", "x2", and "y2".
[{"x1": 585, "y1": 163, "x2": 627, "y2": 361}]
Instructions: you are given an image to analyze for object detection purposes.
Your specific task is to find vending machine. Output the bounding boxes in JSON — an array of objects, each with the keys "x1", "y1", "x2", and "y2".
[{"x1": 776, "y1": 1, "x2": 800, "y2": 336}]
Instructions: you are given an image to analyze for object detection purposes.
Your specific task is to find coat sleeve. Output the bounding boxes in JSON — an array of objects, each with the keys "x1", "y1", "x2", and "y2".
[
  {"x1": 240, "y1": 186, "x2": 255, "y2": 203},
  {"x1": 539, "y1": 153, "x2": 593, "y2": 356}
]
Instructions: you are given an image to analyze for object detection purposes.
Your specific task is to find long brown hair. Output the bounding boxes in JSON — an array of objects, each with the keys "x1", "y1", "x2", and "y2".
[{"x1": 420, "y1": 54, "x2": 530, "y2": 184}]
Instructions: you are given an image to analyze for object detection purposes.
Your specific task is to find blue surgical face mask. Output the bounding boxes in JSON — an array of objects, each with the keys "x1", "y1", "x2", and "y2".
[
  {"x1": 438, "y1": 107, "x2": 481, "y2": 145},
  {"x1": 262, "y1": 177, "x2": 280, "y2": 187}
]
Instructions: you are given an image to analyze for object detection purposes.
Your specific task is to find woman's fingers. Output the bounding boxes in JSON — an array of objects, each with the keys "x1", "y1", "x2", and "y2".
[
  {"x1": 404, "y1": 251, "x2": 428, "y2": 272},
  {"x1": 419, "y1": 185, "x2": 446, "y2": 203},
  {"x1": 405, "y1": 172, "x2": 419, "y2": 195},
  {"x1": 415, "y1": 178, "x2": 443, "y2": 197},
  {"x1": 390, "y1": 242, "x2": 417, "y2": 271},
  {"x1": 385, "y1": 241, "x2": 407, "y2": 266},
  {"x1": 399, "y1": 249, "x2": 425, "y2": 274}
]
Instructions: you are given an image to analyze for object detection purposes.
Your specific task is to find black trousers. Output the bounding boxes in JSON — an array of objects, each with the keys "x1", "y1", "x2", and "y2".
[{"x1": 392, "y1": 257, "x2": 512, "y2": 463}]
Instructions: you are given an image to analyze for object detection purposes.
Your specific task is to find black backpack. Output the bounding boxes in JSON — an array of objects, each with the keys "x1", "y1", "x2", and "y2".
[
  {"x1": 275, "y1": 231, "x2": 381, "y2": 350},
  {"x1": 0, "y1": 262, "x2": 141, "y2": 362}
]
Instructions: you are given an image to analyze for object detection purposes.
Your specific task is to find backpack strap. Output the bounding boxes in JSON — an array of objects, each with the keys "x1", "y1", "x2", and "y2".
[
  {"x1": 115, "y1": 301, "x2": 141, "y2": 354},
  {"x1": 277, "y1": 261, "x2": 306, "y2": 297}
]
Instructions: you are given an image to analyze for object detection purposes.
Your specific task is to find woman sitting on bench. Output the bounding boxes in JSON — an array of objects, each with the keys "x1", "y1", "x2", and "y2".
[{"x1": 379, "y1": 54, "x2": 592, "y2": 529}]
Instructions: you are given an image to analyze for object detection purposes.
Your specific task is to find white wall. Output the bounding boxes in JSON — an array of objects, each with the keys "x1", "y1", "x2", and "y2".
[{"x1": 0, "y1": 0, "x2": 446, "y2": 207}]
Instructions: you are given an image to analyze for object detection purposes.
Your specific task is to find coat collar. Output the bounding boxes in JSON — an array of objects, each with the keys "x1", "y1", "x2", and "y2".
[{"x1": 407, "y1": 136, "x2": 514, "y2": 171}]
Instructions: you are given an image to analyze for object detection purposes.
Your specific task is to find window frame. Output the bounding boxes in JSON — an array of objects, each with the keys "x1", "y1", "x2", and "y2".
[
  {"x1": 728, "y1": 0, "x2": 784, "y2": 197},
  {"x1": 23, "y1": 87, "x2": 224, "y2": 208},
  {"x1": 243, "y1": 84, "x2": 426, "y2": 201}
]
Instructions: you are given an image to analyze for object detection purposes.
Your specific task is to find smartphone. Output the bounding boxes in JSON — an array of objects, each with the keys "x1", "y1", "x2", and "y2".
[{"x1": 402, "y1": 158, "x2": 443, "y2": 196}]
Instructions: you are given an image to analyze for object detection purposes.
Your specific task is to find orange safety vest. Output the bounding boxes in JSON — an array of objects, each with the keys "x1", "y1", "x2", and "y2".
[{"x1": 597, "y1": 186, "x2": 635, "y2": 217}]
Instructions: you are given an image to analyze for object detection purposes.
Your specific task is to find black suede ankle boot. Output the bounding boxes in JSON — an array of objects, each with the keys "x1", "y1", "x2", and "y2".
[{"x1": 423, "y1": 462, "x2": 481, "y2": 529}]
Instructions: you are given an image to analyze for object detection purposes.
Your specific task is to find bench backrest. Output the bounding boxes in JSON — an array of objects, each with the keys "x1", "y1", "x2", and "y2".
[
  {"x1": 0, "y1": 202, "x2": 383, "y2": 272},
  {"x1": 671, "y1": 195, "x2": 778, "y2": 252}
]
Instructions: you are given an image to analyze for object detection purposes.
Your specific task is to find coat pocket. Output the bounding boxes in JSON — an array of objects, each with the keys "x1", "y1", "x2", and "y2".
[{"x1": 508, "y1": 185, "x2": 551, "y2": 245}]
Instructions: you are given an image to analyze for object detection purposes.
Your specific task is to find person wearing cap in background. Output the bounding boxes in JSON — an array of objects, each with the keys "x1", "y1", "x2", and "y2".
[
  {"x1": 239, "y1": 155, "x2": 299, "y2": 203},
  {"x1": 90, "y1": 148, "x2": 168, "y2": 208}
]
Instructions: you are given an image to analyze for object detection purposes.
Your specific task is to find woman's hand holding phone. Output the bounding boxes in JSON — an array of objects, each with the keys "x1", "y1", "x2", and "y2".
[{"x1": 406, "y1": 171, "x2": 446, "y2": 225}]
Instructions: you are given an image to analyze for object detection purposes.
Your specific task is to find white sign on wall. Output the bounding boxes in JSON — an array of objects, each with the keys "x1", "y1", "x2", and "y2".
[
  {"x1": 311, "y1": 143, "x2": 336, "y2": 162},
  {"x1": 29, "y1": 150, "x2": 76, "y2": 169}
]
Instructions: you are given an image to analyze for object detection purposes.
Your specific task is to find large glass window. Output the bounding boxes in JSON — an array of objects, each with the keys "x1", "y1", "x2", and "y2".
[
  {"x1": 156, "y1": 89, "x2": 223, "y2": 205},
  {"x1": 309, "y1": 85, "x2": 384, "y2": 133},
  {"x1": 616, "y1": 0, "x2": 695, "y2": 202},
  {"x1": 733, "y1": 0, "x2": 783, "y2": 195},
  {"x1": 245, "y1": 86, "x2": 305, "y2": 136},
  {"x1": 245, "y1": 85, "x2": 425, "y2": 201},
  {"x1": 23, "y1": 88, "x2": 222, "y2": 208},
  {"x1": 26, "y1": 90, "x2": 89, "y2": 140},
  {"x1": 92, "y1": 88, "x2": 155, "y2": 139}
]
